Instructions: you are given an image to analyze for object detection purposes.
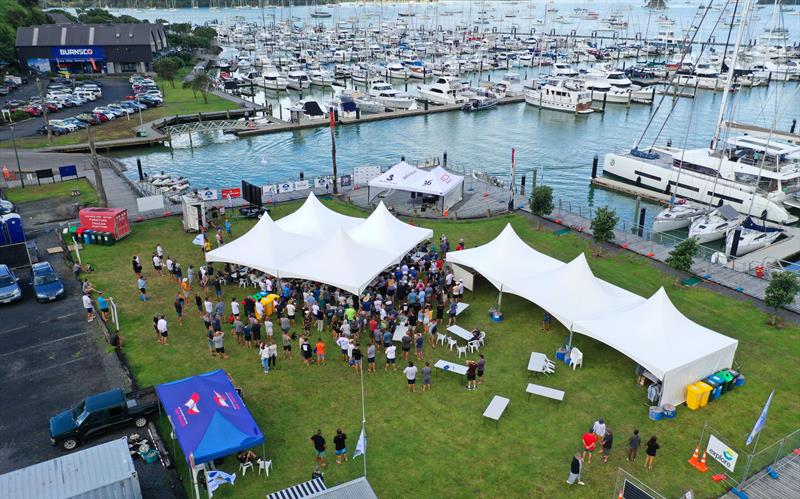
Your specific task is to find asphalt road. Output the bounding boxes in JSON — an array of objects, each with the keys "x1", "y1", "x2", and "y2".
[
  {"x1": 0, "y1": 77, "x2": 136, "y2": 141},
  {"x1": 0, "y1": 228, "x2": 178, "y2": 498}
]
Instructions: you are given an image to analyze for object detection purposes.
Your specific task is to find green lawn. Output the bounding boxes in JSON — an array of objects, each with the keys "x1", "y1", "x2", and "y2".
[
  {"x1": 77, "y1": 200, "x2": 800, "y2": 498},
  {"x1": 4, "y1": 177, "x2": 98, "y2": 206}
]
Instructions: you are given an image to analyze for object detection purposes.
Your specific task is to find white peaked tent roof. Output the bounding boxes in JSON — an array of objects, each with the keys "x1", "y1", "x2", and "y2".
[
  {"x1": 445, "y1": 223, "x2": 563, "y2": 291},
  {"x1": 573, "y1": 288, "x2": 738, "y2": 406},
  {"x1": 347, "y1": 201, "x2": 434, "y2": 257},
  {"x1": 279, "y1": 228, "x2": 399, "y2": 295},
  {"x1": 508, "y1": 253, "x2": 645, "y2": 329},
  {"x1": 368, "y1": 161, "x2": 464, "y2": 196},
  {"x1": 276, "y1": 191, "x2": 363, "y2": 239},
  {"x1": 205, "y1": 213, "x2": 318, "y2": 276}
]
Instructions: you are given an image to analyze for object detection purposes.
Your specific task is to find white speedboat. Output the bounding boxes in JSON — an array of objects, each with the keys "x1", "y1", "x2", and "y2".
[
  {"x1": 286, "y1": 69, "x2": 311, "y2": 90},
  {"x1": 725, "y1": 217, "x2": 784, "y2": 257},
  {"x1": 288, "y1": 98, "x2": 327, "y2": 122},
  {"x1": 258, "y1": 68, "x2": 288, "y2": 91},
  {"x1": 524, "y1": 78, "x2": 594, "y2": 114},
  {"x1": 368, "y1": 80, "x2": 415, "y2": 109},
  {"x1": 384, "y1": 62, "x2": 410, "y2": 80},
  {"x1": 417, "y1": 77, "x2": 467, "y2": 105},
  {"x1": 309, "y1": 70, "x2": 334, "y2": 87},
  {"x1": 496, "y1": 72, "x2": 524, "y2": 96},
  {"x1": 352, "y1": 93, "x2": 385, "y2": 114},
  {"x1": 652, "y1": 200, "x2": 707, "y2": 232},
  {"x1": 688, "y1": 205, "x2": 744, "y2": 244}
]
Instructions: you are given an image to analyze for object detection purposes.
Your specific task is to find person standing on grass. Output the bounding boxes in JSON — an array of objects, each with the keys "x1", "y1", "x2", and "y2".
[
  {"x1": 645, "y1": 436, "x2": 659, "y2": 470},
  {"x1": 232, "y1": 317, "x2": 244, "y2": 345},
  {"x1": 301, "y1": 337, "x2": 313, "y2": 367},
  {"x1": 542, "y1": 311, "x2": 552, "y2": 331},
  {"x1": 231, "y1": 297, "x2": 240, "y2": 319},
  {"x1": 187, "y1": 264, "x2": 195, "y2": 285},
  {"x1": 333, "y1": 429, "x2": 348, "y2": 464},
  {"x1": 215, "y1": 298, "x2": 225, "y2": 319},
  {"x1": 286, "y1": 301, "x2": 296, "y2": 326},
  {"x1": 97, "y1": 291, "x2": 109, "y2": 322},
  {"x1": 131, "y1": 256, "x2": 142, "y2": 278},
  {"x1": 367, "y1": 342, "x2": 377, "y2": 373},
  {"x1": 250, "y1": 316, "x2": 261, "y2": 347},
  {"x1": 337, "y1": 335, "x2": 350, "y2": 362},
  {"x1": 566, "y1": 452, "x2": 585, "y2": 486},
  {"x1": 582, "y1": 431, "x2": 598, "y2": 463},
  {"x1": 165, "y1": 256, "x2": 175, "y2": 281},
  {"x1": 151, "y1": 253, "x2": 163, "y2": 277},
  {"x1": 477, "y1": 354, "x2": 486, "y2": 384},
  {"x1": 384, "y1": 343, "x2": 397, "y2": 371},
  {"x1": 259, "y1": 342, "x2": 270, "y2": 374},
  {"x1": 282, "y1": 331, "x2": 292, "y2": 359},
  {"x1": 174, "y1": 294, "x2": 185, "y2": 326},
  {"x1": 156, "y1": 315, "x2": 169, "y2": 346},
  {"x1": 315, "y1": 338, "x2": 327, "y2": 366},
  {"x1": 352, "y1": 343, "x2": 363, "y2": 373},
  {"x1": 311, "y1": 430, "x2": 327, "y2": 467},
  {"x1": 264, "y1": 318, "x2": 274, "y2": 343},
  {"x1": 213, "y1": 330, "x2": 228, "y2": 359},
  {"x1": 156, "y1": 244, "x2": 164, "y2": 260},
  {"x1": 448, "y1": 300, "x2": 458, "y2": 326},
  {"x1": 204, "y1": 297, "x2": 213, "y2": 316},
  {"x1": 180, "y1": 278, "x2": 191, "y2": 299},
  {"x1": 627, "y1": 430, "x2": 641, "y2": 462},
  {"x1": 242, "y1": 319, "x2": 253, "y2": 349},
  {"x1": 268, "y1": 340, "x2": 278, "y2": 369},
  {"x1": 602, "y1": 429, "x2": 614, "y2": 463},
  {"x1": 213, "y1": 278, "x2": 222, "y2": 300},
  {"x1": 414, "y1": 332, "x2": 424, "y2": 359},
  {"x1": 592, "y1": 418, "x2": 607, "y2": 440},
  {"x1": 401, "y1": 331, "x2": 412, "y2": 360},
  {"x1": 82, "y1": 293, "x2": 95, "y2": 323},
  {"x1": 137, "y1": 276, "x2": 148, "y2": 302},
  {"x1": 404, "y1": 361, "x2": 418, "y2": 393},
  {"x1": 422, "y1": 361, "x2": 432, "y2": 391},
  {"x1": 206, "y1": 325, "x2": 215, "y2": 355},
  {"x1": 224, "y1": 218, "x2": 232, "y2": 237},
  {"x1": 466, "y1": 359, "x2": 478, "y2": 390}
]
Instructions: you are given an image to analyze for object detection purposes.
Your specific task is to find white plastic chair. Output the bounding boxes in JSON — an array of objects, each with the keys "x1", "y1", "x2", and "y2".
[
  {"x1": 478, "y1": 331, "x2": 486, "y2": 346},
  {"x1": 239, "y1": 278, "x2": 248, "y2": 288},
  {"x1": 457, "y1": 345, "x2": 467, "y2": 358},
  {"x1": 467, "y1": 340, "x2": 480, "y2": 353},
  {"x1": 436, "y1": 333, "x2": 447, "y2": 345},
  {"x1": 240, "y1": 461, "x2": 254, "y2": 476},
  {"x1": 257, "y1": 459, "x2": 272, "y2": 478},
  {"x1": 447, "y1": 337, "x2": 457, "y2": 351},
  {"x1": 570, "y1": 347, "x2": 583, "y2": 370}
]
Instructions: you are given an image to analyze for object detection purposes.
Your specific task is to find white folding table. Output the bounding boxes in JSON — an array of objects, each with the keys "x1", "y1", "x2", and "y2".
[
  {"x1": 483, "y1": 395, "x2": 510, "y2": 427},
  {"x1": 392, "y1": 325, "x2": 410, "y2": 342},
  {"x1": 526, "y1": 383, "x2": 565, "y2": 403},
  {"x1": 447, "y1": 324, "x2": 473, "y2": 342},
  {"x1": 434, "y1": 359, "x2": 468, "y2": 385},
  {"x1": 527, "y1": 352, "x2": 551, "y2": 376}
]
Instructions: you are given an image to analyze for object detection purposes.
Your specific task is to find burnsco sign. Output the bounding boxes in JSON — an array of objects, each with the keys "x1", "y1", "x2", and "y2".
[
  {"x1": 707, "y1": 434, "x2": 739, "y2": 472},
  {"x1": 50, "y1": 46, "x2": 105, "y2": 61}
]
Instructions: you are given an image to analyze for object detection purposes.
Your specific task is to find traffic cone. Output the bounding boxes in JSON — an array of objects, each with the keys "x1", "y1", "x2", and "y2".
[
  {"x1": 695, "y1": 451, "x2": 709, "y2": 472},
  {"x1": 688, "y1": 445, "x2": 700, "y2": 467},
  {"x1": 618, "y1": 490, "x2": 624, "y2": 499}
]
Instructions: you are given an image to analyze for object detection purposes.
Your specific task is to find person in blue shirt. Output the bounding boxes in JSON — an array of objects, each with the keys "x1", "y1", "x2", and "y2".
[
  {"x1": 224, "y1": 218, "x2": 232, "y2": 236},
  {"x1": 97, "y1": 291, "x2": 109, "y2": 322},
  {"x1": 407, "y1": 290, "x2": 418, "y2": 305},
  {"x1": 382, "y1": 329, "x2": 392, "y2": 349}
]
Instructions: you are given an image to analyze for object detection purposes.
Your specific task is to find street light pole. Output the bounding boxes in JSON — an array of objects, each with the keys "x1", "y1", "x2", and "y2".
[
  {"x1": 10, "y1": 125, "x2": 25, "y2": 187},
  {"x1": 35, "y1": 77, "x2": 52, "y2": 145}
]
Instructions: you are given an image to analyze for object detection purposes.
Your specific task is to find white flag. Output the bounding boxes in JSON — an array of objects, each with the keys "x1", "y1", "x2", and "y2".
[
  {"x1": 192, "y1": 234, "x2": 205, "y2": 246},
  {"x1": 746, "y1": 390, "x2": 775, "y2": 446},
  {"x1": 206, "y1": 470, "x2": 236, "y2": 497},
  {"x1": 353, "y1": 427, "x2": 367, "y2": 458}
]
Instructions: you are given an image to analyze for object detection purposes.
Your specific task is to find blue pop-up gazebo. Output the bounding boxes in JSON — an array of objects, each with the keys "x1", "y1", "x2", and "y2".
[{"x1": 157, "y1": 369, "x2": 264, "y2": 498}]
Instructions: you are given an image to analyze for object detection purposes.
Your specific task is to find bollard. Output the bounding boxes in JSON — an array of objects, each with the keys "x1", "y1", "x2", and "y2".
[
  {"x1": 602, "y1": 92, "x2": 607, "y2": 112},
  {"x1": 188, "y1": 131, "x2": 193, "y2": 150},
  {"x1": 136, "y1": 158, "x2": 144, "y2": 181},
  {"x1": 591, "y1": 155, "x2": 598, "y2": 179},
  {"x1": 638, "y1": 208, "x2": 646, "y2": 237},
  {"x1": 443, "y1": 151, "x2": 448, "y2": 167},
  {"x1": 424, "y1": 100, "x2": 429, "y2": 111},
  {"x1": 791, "y1": 119, "x2": 797, "y2": 134},
  {"x1": 356, "y1": 107, "x2": 361, "y2": 120}
]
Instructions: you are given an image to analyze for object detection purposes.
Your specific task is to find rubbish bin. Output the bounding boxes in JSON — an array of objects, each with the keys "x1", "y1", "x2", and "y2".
[
  {"x1": 704, "y1": 376, "x2": 723, "y2": 401},
  {"x1": 696, "y1": 381, "x2": 712, "y2": 407},
  {"x1": 717, "y1": 370, "x2": 735, "y2": 393},
  {"x1": 106, "y1": 232, "x2": 116, "y2": 246},
  {"x1": 686, "y1": 383, "x2": 703, "y2": 410},
  {"x1": 83, "y1": 230, "x2": 93, "y2": 245},
  {"x1": 61, "y1": 227, "x2": 70, "y2": 243},
  {"x1": 69, "y1": 225, "x2": 78, "y2": 235},
  {"x1": 726, "y1": 369, "x2": 740, "y2": 391},
  {"x1": 735, "y1": 374, "x2": 745, "y2": 387}
]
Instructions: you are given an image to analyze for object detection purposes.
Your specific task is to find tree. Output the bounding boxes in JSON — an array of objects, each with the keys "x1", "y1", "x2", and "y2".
[
  {"x1": 530, "y1": 185, "x2": 554, "y2": 216},
  {"x1": 153, "y1": 57, "x2": 181, "y2": 89},
  {"x1": 764, "y1": 272, "x2": 800, "y2": 326},
  {"x1": 666, "y1": 237, "x2": 699, "y2": 284},
  {"x1": 183, "y1": 72, "x2": 213, "y2": 104},
  {"x1": 589, "y1": 206, "x2": 618, "y2": 254}
]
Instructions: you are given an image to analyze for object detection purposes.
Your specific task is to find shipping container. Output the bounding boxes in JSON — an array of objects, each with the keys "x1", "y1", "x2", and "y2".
[{"x1": 79, "y1": 207, "x2": 130, "y2": 240}]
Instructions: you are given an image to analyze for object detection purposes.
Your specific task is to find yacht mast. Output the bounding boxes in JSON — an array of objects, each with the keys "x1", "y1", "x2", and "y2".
[{"x1": 710, "y1": 0, "x2": 753, "y2": 151}]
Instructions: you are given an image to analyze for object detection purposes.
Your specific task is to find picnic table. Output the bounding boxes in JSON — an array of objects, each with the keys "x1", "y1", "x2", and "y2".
[
  {"x1": 434, "y1": 359, "x2": 468, "y2": 385},
  {"x1": 527, "y1": 352, "x2": 550, "y2": 376},
  {"x1": 392, "y1": 325, "x2": 410, "y2": 342},
  {"x1": 526, "y1": 383, "x2": 565, "y2": 403},
  {"x1": 447, "y1": 324, "x2": 473, "y2": 342},
  {"x1": 483, "y1": 395, "x2": 510, "y2": 427}
]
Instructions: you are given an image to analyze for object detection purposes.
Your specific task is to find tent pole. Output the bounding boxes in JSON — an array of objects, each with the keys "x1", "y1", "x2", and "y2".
[
  {"x1": 359, "y1": 351, "x2": 367, "y2": 478},
  {"x1": 568, "y1": 329, "x2": 574, "y2": 350},
  {"x1": 497, "y1": 284, "x2": 503, "y2": 312}
]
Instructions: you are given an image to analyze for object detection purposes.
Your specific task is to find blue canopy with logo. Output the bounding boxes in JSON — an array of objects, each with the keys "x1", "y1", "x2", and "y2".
[{"x1": 156, "y1": 369, "x2": 264, "y2": 466}]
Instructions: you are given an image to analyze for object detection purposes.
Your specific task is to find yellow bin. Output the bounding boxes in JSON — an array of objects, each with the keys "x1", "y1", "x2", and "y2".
[
  {"x1": 686, "y1": 383, "x2": 703, "y2": 410},
  {"x1": 696, "y1": 382, "x2": 712, "y2": 407}
]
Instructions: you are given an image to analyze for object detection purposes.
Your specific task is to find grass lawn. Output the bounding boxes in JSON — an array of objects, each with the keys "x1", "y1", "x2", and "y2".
[
  {"x1": 4, "y1": 178, "x2": 98, "y2": 206},
  {"x1": 76, "y1": 200, "x2": 800, "y2": 498},
  {"x1": 1, "y1": 82, "x2": 236, "y2": 150}
]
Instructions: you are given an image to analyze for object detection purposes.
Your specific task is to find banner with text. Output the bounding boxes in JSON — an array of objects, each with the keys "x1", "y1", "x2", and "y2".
[{"x1": 707, "y1": 434, "x2": 738, "y2": 472}]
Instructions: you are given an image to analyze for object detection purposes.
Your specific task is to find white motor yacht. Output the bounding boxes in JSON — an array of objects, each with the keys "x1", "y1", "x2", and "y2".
[
  {"x1": 258, "y1": 68, "x2": 288, "y2": 91},
  {"x1": 384, "y1": 62, "x2": 410, "y2": 80},
  {"x1": 688, "y1": 205, "x2": 744, "y2": 244},
  {"x1": 309, "y1": 70, "x2": 334, "y2": 87},
  {"x1": 551, "y1": 62, "x2": 579, "y2": 77},
  {"x1": 524, "y1": 78, "x2": 594, "y2": 114},
  {"x1": 286, "y1": 69, "x2": 311, "y2": 90},
  {"x1": 368, "y1": 80, "x2": 415, "y2": 109},
  {"x1": 417, "y1": 76, "x2": 467, "y2": 105},
  {"x1": 496, "y1": 72, "x2": 524, "y2": 96},
  {"x1": 288, "y1": 98, "x2": 327, "y2": 123},
  {"x1": 652, "y1": 200, "x2": 707, "y2": 232}
]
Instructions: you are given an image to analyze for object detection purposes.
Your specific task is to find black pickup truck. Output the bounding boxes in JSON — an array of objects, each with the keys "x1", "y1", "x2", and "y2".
[{"x1": 49, "y1": 387, "x2": 159, "y2": 450}]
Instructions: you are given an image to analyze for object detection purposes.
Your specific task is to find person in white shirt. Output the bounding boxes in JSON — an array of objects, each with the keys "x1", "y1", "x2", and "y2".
[
  {"x1": 255, "y1": 300, "x2": 264, "y2": 319},
  {"x1": 403, "y1": 361, "x2": 418, "y2": 393},
  {"x1": 156, "y1": 245, "x2": 164, "y2": 258},
  {"x1": 152, "y1": 254, "x2": 162, "y2": 276},
  {"x1": 286, "y1": 302, "x2": 296, "y2": 325},
  {"x1": 204, "y1": 298, "x2": 213, "y2": 315},
  {"x1": 340, "y1": 321, "x2": 351, "y2": 338},
  {"x1": 337, "y1": 336, "x2": 350, "y2": 361},
  {"x1": 82, "y1": 293, "x2": 94, "y2": 322},
  {"x1": 231, "y1": 298, "x2": 240, "y2": 318},
  {"x1": 265, "y1": 279, "x2": 273, "y2": 293},
  {"x1": 259, "y1": 342, "x2": 271, "y2": 374},
  {"x1": 384, "y1": 344, "x2": 397, "y2": 371},
  {"x1": 592, "y1": 419, "x2": 607, "y2": 439},
  {"x1": 346, "y1": 339, "x2": 355, "y2": 362},
  {"x1": 156, "y1": 315, "x2": 169, "y2": 345}
]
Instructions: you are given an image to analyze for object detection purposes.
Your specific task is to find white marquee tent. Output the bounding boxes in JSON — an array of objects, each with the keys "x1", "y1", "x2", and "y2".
[
  {"x1": 206, "y1": 194, "x2": 432, "y2": 294},
  {"x1": 445, "y1": 224, "x2": 738, "y2": 406},
  {"x1": 367, "y1": 161, "x2": 465, "y2": 213},
  {"x1": 573, "y1": 288, "x2": 738, "y2": 406}
]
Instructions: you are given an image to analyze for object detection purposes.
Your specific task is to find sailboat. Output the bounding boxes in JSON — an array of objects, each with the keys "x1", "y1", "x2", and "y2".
[
  {"x1": 688, "y1": 205, "x2": 744, "y2": 243},
  {"x1": 725, "y1": 217, "x2": 784, "y2": 256},
  {"x1": 652, "y1": 200, "x2": 707, "y2": 232}
]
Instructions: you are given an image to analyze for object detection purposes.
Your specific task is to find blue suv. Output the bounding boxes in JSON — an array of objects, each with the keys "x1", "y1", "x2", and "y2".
[
  {"x1": 30, "y1": 261, "x2": 65, "y2": 302},
  {"x1": 0, "y1": 264, "x2": 22, "y2": 303}
]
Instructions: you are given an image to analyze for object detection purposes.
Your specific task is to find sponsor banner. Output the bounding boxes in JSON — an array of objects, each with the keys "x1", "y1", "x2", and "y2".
[
  {"x1": 221, "y1": 188, "x2": 241, "y2": 199},
  {"x1": 707, "y1": 434, "x2": 738, "y2": 472},
  {"x1": 278, "y1": 182, "x2": 294, "y2": 193},
  {"x1": 294, "y1": 180, "x2": 310, "y2": 191},
  {"x1": 340, "y1": 174, "x2": 352, "y2": 187},
  {"x1": 353, "y1": 166, "x2": 381, "y2": 185},
  {"x1": 50, "y1": 46, "x2": 104, "y2": 61},
  {"x1": 315, "y1": 177, "x2": 331, "y2": 189},
  {"x1": 199, "y1": 189, "x2": 218, "y2": 201},
  {"x1": 58, "y1": 164, "x2": 78, "y2": 179}
]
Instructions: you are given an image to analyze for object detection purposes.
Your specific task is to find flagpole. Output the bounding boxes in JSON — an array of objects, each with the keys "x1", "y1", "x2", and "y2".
[{"x1": 359, "y1": 351, "x2": 367, "y2": 477}]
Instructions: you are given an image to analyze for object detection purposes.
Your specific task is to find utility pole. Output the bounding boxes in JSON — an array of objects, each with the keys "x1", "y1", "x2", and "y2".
[
  {"x1": 10, "y1": 125, "x2": 24, "y2": 187},
  {"x1": 35, "y1": 77, "x2": 52, "y2": 145},
  {"x1": 86, "y1": 124, "x2": 108, "y2": 207}
]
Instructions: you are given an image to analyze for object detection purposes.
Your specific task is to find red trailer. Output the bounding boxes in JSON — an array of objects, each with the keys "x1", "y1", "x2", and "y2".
[{"x1": 78, "y1": 207, "x2": 131, "y2": 240}]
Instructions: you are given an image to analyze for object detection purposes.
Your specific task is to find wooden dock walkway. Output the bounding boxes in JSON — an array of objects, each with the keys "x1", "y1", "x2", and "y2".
[{"x1": 720, "y1": 452, "x2": 800, "y2": 499}]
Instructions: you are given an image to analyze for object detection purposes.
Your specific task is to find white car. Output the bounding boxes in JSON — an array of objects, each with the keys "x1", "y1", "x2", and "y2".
[
  {"x1": 48, "y1": 119, "x2": 78, "y2": 132},
  {"x1": 107, "y1": 104, "x2": 132, "y2": 116},
  {"x1": 74, "y1": 90, "x2": 97, "y2": 101},
  {"x1": 92, "y1": 107, "x2": 118, "y2": 119}
]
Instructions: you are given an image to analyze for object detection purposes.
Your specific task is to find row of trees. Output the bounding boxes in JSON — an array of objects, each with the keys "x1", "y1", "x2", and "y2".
[
  {"x1": 165, "y1": 23, "x2": 217, "y2": 51},
  {"x1": 529, "y1": 184, "x2": 799, "y2": 324},
  {"x1": 0, "y1": 0, "x2": 48, "y2": 63}
]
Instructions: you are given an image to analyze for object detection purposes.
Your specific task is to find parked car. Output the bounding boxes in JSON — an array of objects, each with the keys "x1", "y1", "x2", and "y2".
[
  {"x1": 0, "y1": 264, "x2": 22, "y2": 304},
  {"x1": 93, "y1": 112, "x2": 109, "y2": 123},
  {"x1": 63, "y1": 117, "x2": 88, "y2": 129},
  {"x1": 75, "y1": 113, "x2": 100, "y2": 125},
  {"x1": 22, "y1": 105, "x2": 42, "y2": 116},
  {"x1": 106, "y1": 104, "x2": 132, "y2": 116},
  {"x1": 48, "y1": 120, "x2": 78, "y2": 132},
  {"x1": 92, "y1": 107, "x2": 117, "y2": 119},
  {"x1": 30, "y1": 261, "x2": 65, "y2": 302},
  {"x1": 49, "y1": 387, "x2": 159, "y2": 450},
  {"x1": 0, "y1": 199, "x2": 14, "y2": 214}
]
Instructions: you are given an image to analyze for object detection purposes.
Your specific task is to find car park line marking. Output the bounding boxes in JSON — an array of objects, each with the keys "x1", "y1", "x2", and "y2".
[
  {"x1": 0, "y1": 313, "x2": 79, "y2": 336},
  {"x1": 56, "y1": 313, "x2": 76, "y2": 320},
  {"x1": 0, "y1": 325, "x2": 26, "y2": 335},
  {"x1": 0, "y1": 332, "x2": 86, "y2": 357},
  {"x1": 3, "y1": 357, "x2": 85, "y2": 381}
]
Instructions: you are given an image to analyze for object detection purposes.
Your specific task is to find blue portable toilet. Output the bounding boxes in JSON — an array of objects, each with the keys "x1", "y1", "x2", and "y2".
[{"x1": 3, "y1": 214, "x2": 24, "y2": 244}]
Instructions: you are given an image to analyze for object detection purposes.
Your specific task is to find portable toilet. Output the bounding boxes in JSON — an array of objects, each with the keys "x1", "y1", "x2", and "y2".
[{"x1": 3, "y1": 213, "x2": 25, "y2": 243}]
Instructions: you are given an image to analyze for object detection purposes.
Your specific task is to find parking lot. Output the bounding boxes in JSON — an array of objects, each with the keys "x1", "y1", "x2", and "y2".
[
  {"x1": 0, "y1": 77, "x2": 145, "y2": 141},
  {"x1": 0, "y1": 229, "x2": 177, "y2": 498}
]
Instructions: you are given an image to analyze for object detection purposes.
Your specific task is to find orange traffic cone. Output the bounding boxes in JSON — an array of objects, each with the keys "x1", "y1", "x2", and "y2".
[
  {"x1": 688, "y1": 445, "x2": 700, "y2": 467},
  {"x1": 695, "y1": 452, "x2": 709, "y2": 472},
  {"x1": 618, "y1": 490, "x2": 624, "y2": 499}
]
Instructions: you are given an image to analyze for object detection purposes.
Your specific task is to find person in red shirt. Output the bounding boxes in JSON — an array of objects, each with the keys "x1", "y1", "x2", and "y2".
[
  {"x1": 582, "y1": 431, "x2": 598, "y2": 463},
  {"x1": 315, "y1": 338, "x2": 326, "y2": 366},
  {"x1": 368, "y1": 317, "x2": 378, "y2": 334}
]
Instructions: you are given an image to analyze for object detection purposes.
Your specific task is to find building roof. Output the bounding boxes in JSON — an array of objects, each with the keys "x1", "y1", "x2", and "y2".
[
  {"x1": 0, "y1": 438, "x2": 140, "y2": 499},
  {"x1": 16, "y1": 23, "x2": 167, "y2": 48}
]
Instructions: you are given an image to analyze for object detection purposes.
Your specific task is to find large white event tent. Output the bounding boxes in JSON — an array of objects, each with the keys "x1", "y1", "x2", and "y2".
[
  {"x1": 445, "y1": 224, "x2": 737, "y2": 406},
  {"x1": 206, "y1": 193, "x2": 432, "y2": 295},
  {"x1": 367, "y1": 161, "x2": 465, "y2": 214}
]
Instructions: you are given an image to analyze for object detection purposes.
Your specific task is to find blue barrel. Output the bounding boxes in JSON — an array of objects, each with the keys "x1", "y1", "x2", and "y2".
[
  {"x1": 662, "y1": 404, "x2": 676, "y2": 418},
  {"x1": 83, "y1": 230, "x2": 92, "y2": 244},
  {"x1": 735, "y1": 374, "x2": 745, "y2": 387},
  {"x1": 648, "y1": 406, "x2": 664, "y2": 421}
]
